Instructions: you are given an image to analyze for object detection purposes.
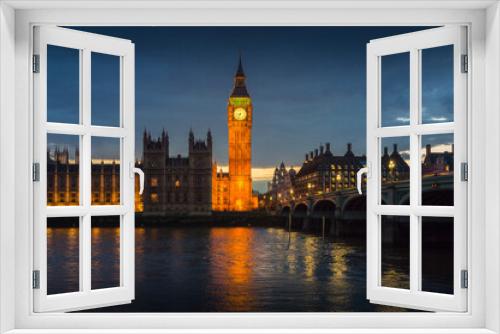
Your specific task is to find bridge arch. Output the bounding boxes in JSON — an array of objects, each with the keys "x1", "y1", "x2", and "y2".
[
  {"x1": 399, "y1": 194, "x2": 410, "y2": 206},
  {"x1": 293, "y1": 202, "x2": 309, "y2": 217},
  {"x1": 313, "y1": 198, "x2": 336, "y2": 207},
  {"x1": 312, "y1": 199, "x2": 336, "y2": 217},
  {"x1": 280, "y1": 205, "x2": 291, "y2": 217},
  {"x1": 380, "y1": 193, "x2": 390, "y2": 206},
  {"x1": 341, "y1": 195, "x2": 366, "y2": 215}
]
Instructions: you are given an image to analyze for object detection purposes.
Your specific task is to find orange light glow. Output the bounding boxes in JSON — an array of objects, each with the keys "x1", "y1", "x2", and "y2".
[
  {"x1": 209, "y1": 227, "x2": 255, "y2": 308},
  {"x1": 212, "y1": 61, "x2": 254, "y2": 212}
]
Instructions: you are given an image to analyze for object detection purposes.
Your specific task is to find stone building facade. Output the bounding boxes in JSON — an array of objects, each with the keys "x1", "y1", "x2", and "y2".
[
  {"x1": 212, "y1": 166, "x2": 230, "y2": 211},
  {"x1": 292, "y1": 143, "x2": 366, "y2": 200},
  {"x1": 142, "y1": 129, "x2": 212, "y2": 215},
  {"x1": 46, "y1": 147, "x2": 143, "y2": 211},
  {"x1": 381, "y1": 143, "x2": 410, "y2": 183},
  {"x1": 266, "y1": 162, "x2": 296, "y2": 206},
  {"x1": 422, "y1": 143, "x2": 454, "y2": 176},
  {"x1": 47, "y1": 148, "x2": 80, "y2": 206}
]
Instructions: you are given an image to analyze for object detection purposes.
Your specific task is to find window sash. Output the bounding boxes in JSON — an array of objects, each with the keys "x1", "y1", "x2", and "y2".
[
  {"x1": 366, "y1": 26, "x2": 468, "y2": 312},
  {"x1": 32, "y1": 26, "x2": 136, "y2": 312}
]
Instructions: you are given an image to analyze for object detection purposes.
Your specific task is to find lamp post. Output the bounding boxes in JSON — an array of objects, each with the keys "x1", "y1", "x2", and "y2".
[{"x1": 388, "y1": 159, "x2": 395, "y2": 181}]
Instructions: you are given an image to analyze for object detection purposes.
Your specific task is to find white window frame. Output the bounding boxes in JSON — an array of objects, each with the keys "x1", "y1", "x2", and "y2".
[
  {"x1": 0, "y1": 1, "x2": 499, "y2": 333},
  {"x1": 32, "y1": 26, "x2": 136, "y2": 312},
  {"x1": 366, "y1": 26, "x2": 468, "y2": 312}
]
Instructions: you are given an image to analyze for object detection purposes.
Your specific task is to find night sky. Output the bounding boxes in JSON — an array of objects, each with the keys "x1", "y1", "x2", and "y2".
[{"x1": 48, "y1": 26, "x2": 454, "y2": 192}]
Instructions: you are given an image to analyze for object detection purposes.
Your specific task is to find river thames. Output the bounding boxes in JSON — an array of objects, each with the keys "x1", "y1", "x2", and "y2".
[{"x1": 47, "y1": 224, "x2": 451, "y2": 312}]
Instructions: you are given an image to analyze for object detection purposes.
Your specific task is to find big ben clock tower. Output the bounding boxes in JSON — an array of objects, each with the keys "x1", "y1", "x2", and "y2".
[{"x1": 227, "y1": 56, "x2": 253, "y2": 211}]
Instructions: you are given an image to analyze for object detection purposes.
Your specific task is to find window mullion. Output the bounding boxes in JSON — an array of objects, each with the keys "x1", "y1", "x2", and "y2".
[
  {"x1": 409, "y1": 48, "x2": 421, "y2": 293},
  {"x1": 81, "y1": 214, "x2": 91, "y2": 292},
  {"x1": 81, "y1": 48, "x2": 92, "y2": 293}
]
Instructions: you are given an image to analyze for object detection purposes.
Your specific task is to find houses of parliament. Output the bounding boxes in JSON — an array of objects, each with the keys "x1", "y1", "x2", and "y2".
[{"x1": 47, "y1": 57, "x2": 258, "y2": 214}]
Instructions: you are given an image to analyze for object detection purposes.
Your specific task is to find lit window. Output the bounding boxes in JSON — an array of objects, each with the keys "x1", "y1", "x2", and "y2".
[{"x1": 150, "y1": 177, "x2": 158, "y2": 187}]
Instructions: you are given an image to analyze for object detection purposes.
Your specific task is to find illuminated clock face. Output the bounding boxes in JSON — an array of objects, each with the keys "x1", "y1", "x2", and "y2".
[{"x1": 233, "y1": 107, "x2": 247, "y2": 121}]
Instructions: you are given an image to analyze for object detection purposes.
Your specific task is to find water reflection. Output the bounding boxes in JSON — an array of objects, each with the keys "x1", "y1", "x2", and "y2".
[
  {"x1": 381, "y1": 216, "x2": 410, "y2": 290},
  {"x1": 47, "y1": 218, "x2": 79, "y2": 295},
  {"x1": 91, "y1": 217, "x2": 120, "y2": 290},
  {"x1": 209, "y1": 227, "x2": 255, "y2": 310},
  {"x1": 54, "y1": 225, "x2": 418, "y2": 312}
]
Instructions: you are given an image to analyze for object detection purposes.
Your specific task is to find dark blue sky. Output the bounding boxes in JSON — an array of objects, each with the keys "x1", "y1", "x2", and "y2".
[{"x1": 49, "y1": 26, "x2": 453, "y2": 171}]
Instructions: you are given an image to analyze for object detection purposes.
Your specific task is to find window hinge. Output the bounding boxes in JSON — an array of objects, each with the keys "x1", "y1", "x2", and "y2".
[
  {"x1": 461, "y1": 54, "x2": 468, "y2": 73},
  {"x1": 461, "y1": 162, "x2": 468, "y2": 182},
  {"x1": 461, "y1": 269, "x2": 468, "y2": 289},
  {"x1": 32, "y1": 54, "x2": 40, "y2": 73},
  {"x1": 33, "y1": 162, "x2": 40, "y2": 182},
  {"x1": 32, "y1": 270, "x2": 40, "y2": 289}
]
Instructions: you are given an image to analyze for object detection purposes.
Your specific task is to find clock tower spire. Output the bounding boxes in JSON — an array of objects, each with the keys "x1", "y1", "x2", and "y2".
[
  {"x1": 227, "y1": 55, "x2": 253, "y2": 211},
  {"x1": 230, "y1": 55, "x2": 250, "y2": 98}
]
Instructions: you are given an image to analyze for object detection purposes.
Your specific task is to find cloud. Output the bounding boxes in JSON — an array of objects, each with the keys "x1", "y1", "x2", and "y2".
[
  {"x1": 215, "y1": 165, "x2": 299, "y2": 182},
  {"x1": 429, "y1": 116, "x2": 448, "y2": 122},
  {"x1": 396, "y1": 117, "x2": 410, "y2": 123},
  {"x1": 397, "y1": 143, "x2": 453, "y2": 165},
  {"x1": 394, "y1": 116, "x2": 449, "y2": 123},
  {"x1": 421, "y1": 143, "x2": 453, "y2": 155}
]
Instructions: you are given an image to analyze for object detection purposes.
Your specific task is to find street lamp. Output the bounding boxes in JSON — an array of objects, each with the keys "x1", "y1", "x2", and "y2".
[{"x1": 388, "y1": 160, "x2": 395, "y2": 181}]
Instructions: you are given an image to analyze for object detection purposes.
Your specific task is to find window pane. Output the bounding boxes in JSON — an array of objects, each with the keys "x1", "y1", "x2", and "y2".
[
  {"x1": 381, "y1": 215, "x2": 410, "y2": 289},
  {"x1": 47, "y1": 217, "x2": 79, "y2": 295},
  {"x1": 47, "y1": 134, "x2": 80, "y2": 206},
  {"x1": 421, "y1": 217, "x2": 454, "y2": 294},
  {"x1": 91, "y1": 137, "x2": 121, "y2": 205},
  {"x1": 91, "y1": 52, "x2": 120, "y2": 127},
  {"x1": 381, "y1": 52, "x2": 410, "y2": 127},
  {"x1": 91, "y1": 216, "x2": 121, "y2": 290},
  {"x1": 381, "y1": 137, "x2": 410, "y2": 205},
  {"x1": 421, "y1": 134, "x2": 454, "y2": 206},
  {"x1": 47, "y1": 45, "x2": 80, "y2": 124},
  {"x1": 421, "y1": 45, "x2": 454, "y2": 124}
]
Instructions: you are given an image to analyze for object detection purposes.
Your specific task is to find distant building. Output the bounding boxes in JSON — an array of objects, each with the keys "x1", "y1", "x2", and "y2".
[
  {"x1": 46, "y1": 147, "x2": 143, "y2": 211},
  {"x1": 47, "y1": 148, "x2": 80, "y2": 206},
  {"x1": 293, "y1": 143, "x2": 365, "y2": 200},
  {"x1": 212, "y1": 166, "x2": 230, "y2": 211},
  {"x1": 266, "y1": 162, "x2": 296, "y2": 207},
  {"x1": 260, "y1": 140, "x2": 455, "y2": 210},
  {"x1": 381, "y1": 144, "x2": 410, "y2": 182},
  {"x1": 136, "y1": 56, "x2": 263, "y2": 215},
  {"x1": 422, "y1": 143, "x2": 454, "y2": 176},
  {"x1": 142, "y1": 129, "x2": 212, "y2": 215},
  {"x1": 261, "y1": 143, "x2": 366, "y2": 210}
]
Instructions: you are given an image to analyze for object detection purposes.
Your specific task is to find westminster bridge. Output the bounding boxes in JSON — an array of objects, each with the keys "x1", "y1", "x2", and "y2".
[{"x1": 273, "y1": 174, "x2": 453, "y2": 236}]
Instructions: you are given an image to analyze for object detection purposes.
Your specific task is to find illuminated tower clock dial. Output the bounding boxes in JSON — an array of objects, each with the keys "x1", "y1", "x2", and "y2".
[{"x1": 233, "y1": 107, "x2": 247, "y2": 121}]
